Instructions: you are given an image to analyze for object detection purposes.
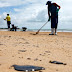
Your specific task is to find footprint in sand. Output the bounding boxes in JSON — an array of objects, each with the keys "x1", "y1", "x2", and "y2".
[
  {"x1": 9, "y1": 36, "x2": 11, "y2": 38},
  {"x1": 39, "y1": 60, "x2": 42, "y2": 61},
  {"x1": 0, "y1": 64, "x2": 1, "y2": 66},
  {"x1": 0, "y1": 44, "x2": 3, "y2": 45},
  {"x1": 34, "y1": 58, "x2": 38, "y2": 61},
  {"x1": 12, "y1": 56, "x2": 14, "y2": 57},
  {"x1": 19, "y1": 38, "x2": 26, "y2": 40},
  {"x1": 0, "y1": 50, "x2": 2, "y2": 51},
  {"x1": 45, "y1": 51, "x2": 51, "y2": 53},
  {"x1": 39, "y1": 54, "x2": 45, "y2": 56},
  {"x1": 19, "y1": 57, "x2": 23, "y2": 59},
  {"x1": 34, "y1": 58, "x2": 42, "y2": 61},
  {"x1": 24, "y1": 42, "x2": 30, "y2": 44}
]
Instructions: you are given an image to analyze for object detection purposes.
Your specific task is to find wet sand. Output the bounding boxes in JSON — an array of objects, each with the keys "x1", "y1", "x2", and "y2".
[{"x1": 0, "y1": 31, "x2": 72, "y2": 72}]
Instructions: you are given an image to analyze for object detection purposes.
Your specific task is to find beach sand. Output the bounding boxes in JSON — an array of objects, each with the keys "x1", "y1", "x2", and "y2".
[{"x1": 0, "y1": 31, "x2": 72, "y2": 72}]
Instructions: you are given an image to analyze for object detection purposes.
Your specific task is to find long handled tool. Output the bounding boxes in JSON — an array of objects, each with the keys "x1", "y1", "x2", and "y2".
[{"x1": 35, "y1": 21, "x2": 48, "y2": 34}]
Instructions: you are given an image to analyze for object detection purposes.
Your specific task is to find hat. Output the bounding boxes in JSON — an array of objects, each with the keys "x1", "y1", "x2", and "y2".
[
  {"x1": 46, "y1": 1, "x2": 51, "y2": 5},
  {"x1": 7, "y1": 14, "x2": 9, "y2": 15}
]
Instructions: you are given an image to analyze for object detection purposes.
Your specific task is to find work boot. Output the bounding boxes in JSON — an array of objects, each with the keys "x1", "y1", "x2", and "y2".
[
  {"x1": 55, "y1": 33, "x2": 57, "y2": 35},
  {"x1": 8, "y1": 28, "x2": 10, "y2": 31},
  {"x1": 49, "y1": 33, "x2": 54, "y2": 35}
]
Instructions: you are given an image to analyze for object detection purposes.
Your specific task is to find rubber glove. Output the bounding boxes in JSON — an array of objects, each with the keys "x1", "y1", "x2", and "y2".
[
  {"x1": 56, "y1": 9, "x2": 59, "y2": 12},
  {"x1": 48, "y1": 18, "x2": 50, "y2": 21},
  {"x1": 48, "y1": 16, "x2": 51, "y2": 21}
]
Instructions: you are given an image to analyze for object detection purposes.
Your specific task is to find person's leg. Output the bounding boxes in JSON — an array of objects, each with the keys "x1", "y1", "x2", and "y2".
[
  {"x1": 49, "y1": 17, "x2": 54, "y2": 35},
  {"x1": 8, "y1": 24, "x2": 10, "y2": 31},
  {"x1": 8, "y1": 24, "x2": 10, "y2": 28},
  {"x1": 55, "y1": 28, "x2": 57, "y2": 35},
  {"x1": 55, "y1": 15, "x2": 58, "y2": 35},
  {"x1": 15, "y1": 27, "x2": 17, "y2": 31},
  {"x1": 49, "y1": 28, "x2": 54, "y2": 35},
  {"x1": 7, "y1": 21, "x2": 10, "y2": 31},
  {"x1": 51, "y1": 28, "x2": 54, "y2": 34}
]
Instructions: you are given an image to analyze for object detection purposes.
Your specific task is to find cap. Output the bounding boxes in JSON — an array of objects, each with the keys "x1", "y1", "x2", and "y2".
[
  {"x1": 7, "y1": 14, "x2": 9, "y2": 15},
  {"x1": 46, "y1": 1, "x2": 51, "y2": 5}
]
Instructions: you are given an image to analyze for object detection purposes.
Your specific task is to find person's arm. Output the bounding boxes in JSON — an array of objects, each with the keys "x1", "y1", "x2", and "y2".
[
  {"x1": 53, "y1": 3, "x2": 61, "y2": 12},
  {"x1": 4, "y1": 17, "x2": 7, "y2": 20},
  {"x1": 48, "y1": 6, "x2": 51, "y2": 21},
  {"x1": 54, "y1": 3, "x2": 61, "y2": 9}
]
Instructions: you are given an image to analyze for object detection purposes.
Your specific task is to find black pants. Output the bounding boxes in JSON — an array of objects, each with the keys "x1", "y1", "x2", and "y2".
[
  {"x1": 51, "y1": 15, "x2": 58, "y2": 29},
  {"x1": 7, "y1": 21, "x2": 11, "y2": 28}
]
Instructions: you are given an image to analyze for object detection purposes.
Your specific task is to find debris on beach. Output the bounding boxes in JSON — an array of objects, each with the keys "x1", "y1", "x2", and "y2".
[
  {"x1": 18, "y1": 50, "x2": 27, "y2": 52},
  {"x1": 27, "y1": 58, "x2": 31, "y2": 60},
  {"x1": 49, "y1": 61, "x2": 67, "y2": 65},
  {"x1": 11, "y1": 65, "x2": 45, "y2": 71}
]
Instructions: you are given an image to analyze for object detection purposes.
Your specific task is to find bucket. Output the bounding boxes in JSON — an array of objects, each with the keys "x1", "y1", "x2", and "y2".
[{"x1": 22, "y1": 27, "x2": 27, "y2": 31}]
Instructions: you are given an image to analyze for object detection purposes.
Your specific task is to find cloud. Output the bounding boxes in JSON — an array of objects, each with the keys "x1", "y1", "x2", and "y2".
[
  {"x1": 27, "y1": 9, "x2": 48, "y2": 22},
  {"x1": 12, "y1": 3, "x2": 47, "y2": 21},
  {"x1": 0, "y1": 0, "x2": 72, "y2": 29},
  {"x1": 0, "y1": 2, "x2": 11, "y2": 7},
  {"x1": 0, "y1": 0, "x2": 47, "y2": 7},
  {"x1": 0, "y1": 0, "x2": 27, "y2": 7},
  {"x1": 14, "y1": 8, "x2": 22, "y2": 12}
]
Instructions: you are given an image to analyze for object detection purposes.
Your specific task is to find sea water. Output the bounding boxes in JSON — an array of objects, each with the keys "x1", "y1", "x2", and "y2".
[
  {"x1": 0, "y1": 21, "x2": 72, "y2": 32},
  {"x1": 0, "y1": 28, "x2": 72, "y2": 32}
]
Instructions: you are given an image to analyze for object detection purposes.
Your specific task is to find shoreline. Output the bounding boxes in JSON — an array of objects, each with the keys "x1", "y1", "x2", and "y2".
[{"x1": 0, "y1": 29, "x2": 72, "y2": 32}]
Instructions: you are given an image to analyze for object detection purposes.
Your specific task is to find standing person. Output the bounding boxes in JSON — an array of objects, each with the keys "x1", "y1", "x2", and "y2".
[
  {"x1": 4, "y1": 14, "x2": 11, "y2": 31},
  {"x1": 46, "y1": 1, "x2": 61, "y2": 35}
]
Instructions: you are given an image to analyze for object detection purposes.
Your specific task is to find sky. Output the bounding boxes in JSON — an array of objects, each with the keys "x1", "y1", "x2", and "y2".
[{"x1": 0, "y1": 0, "x2": 72, "y2": 29}]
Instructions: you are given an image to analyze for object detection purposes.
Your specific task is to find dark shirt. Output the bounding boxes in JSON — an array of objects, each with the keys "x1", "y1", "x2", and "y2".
[{"x1": 48, "y1": 3, "x2": 58, "y2": 16}]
